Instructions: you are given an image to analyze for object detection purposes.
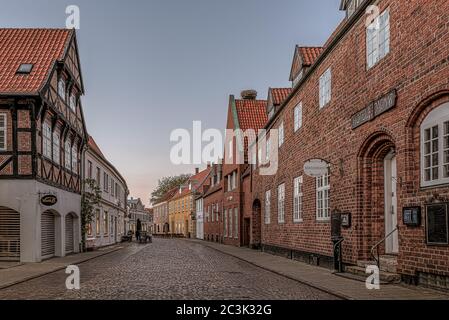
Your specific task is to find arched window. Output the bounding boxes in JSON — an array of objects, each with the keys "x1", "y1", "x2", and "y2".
[
  {"x1": 421, "y1": 102, "x2": 449, "y2": 187},
  {"x1": 58, "y1": 78, "x2": 66, "y2": 100}
]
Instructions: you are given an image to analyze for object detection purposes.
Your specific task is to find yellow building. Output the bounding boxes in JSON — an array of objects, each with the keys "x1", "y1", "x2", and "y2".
[{"x1": 168, "y1": 169, "x2": 211, "y2": 237}]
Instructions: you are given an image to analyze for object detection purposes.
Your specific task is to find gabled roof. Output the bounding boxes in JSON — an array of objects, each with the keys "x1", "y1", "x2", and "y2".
[
  {"x1": 235, "y1": 99, "x2": 268, "y2": 131},
  {"x1": 270, "y1": 88, "x2": 292, "y2": 106},
  {"x1": 0, "y1": 28, "x2": 73, "y2": 95},
  {"x1": 88, "y1": 136, "x2": 106, "y2": 159},
  {"x1": 289, "y1": 46, "x2": 323, "y2": 81}
]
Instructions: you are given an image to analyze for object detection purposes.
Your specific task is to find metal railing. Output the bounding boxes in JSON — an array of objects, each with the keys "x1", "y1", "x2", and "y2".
[
  {"x1": 370, "y1": 226, "x2": 399, "y2": 269},
  {"x1": 333, "y1": 238, "x2": 345, "y2": 272}
]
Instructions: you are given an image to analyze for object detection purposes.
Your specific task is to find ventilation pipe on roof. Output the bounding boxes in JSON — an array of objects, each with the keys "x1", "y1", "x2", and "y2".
[{"x1": 241, "y1": 90, "x2": 257, "y2": 100}]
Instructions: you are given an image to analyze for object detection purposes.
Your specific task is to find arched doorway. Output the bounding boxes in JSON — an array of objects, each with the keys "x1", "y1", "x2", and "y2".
[
  {"x1": 358, "y1": 132, "x2": 398, "y2": 258},
  {"x1": 0, "y1": 206, "x2": 20, "y2": 261},
  {"x1": 41, "y1": 210, "x2": 58, "y2": 259},
  {"x1": 65, "y1": 213, "x2": 75, "y2": 254},
  {"x1": 251, "y1": 199, "x2": 262, "y2": 249}
]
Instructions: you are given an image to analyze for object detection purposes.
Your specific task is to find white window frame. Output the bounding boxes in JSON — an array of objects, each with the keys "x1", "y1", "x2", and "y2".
[
  {"x1": 0, "y1": 114, "x2": 6, "y2": 151},
  {"x1": 316, "y1": 173, "x2": 331, "y2": 221},
  {"x1": 319, "y1": 68, "x2": 332, "y2": 109},
  {"x1": 367, "y1": 9, "x2": 390, "y2": 69},
  {"x1": 64, "y1": 140, "x2": 71, "y2": 170},
  {"x1": 52, "y1": 131, "x2": 60, "y2": 164},
  {"x1": 265, "y1": 190, "x2": 271, "y2": 225},
  {"x1": 293, "y1": 69, "x2": 304, "y2": 87},
  {"x1": 293, "y1": 176, "x2": 303, "y2": 222},
  {"x1": 71, "y1": 145, "x2": 78, "y2": 173},
  {"x1": 278, "y1": 122, "x2": 284, "y2": 147},
  {"x1": 224, "y1": 209, "x2": 228, "y2": 237},
  {"x1": 58, "y1": 78, "x2": 66, "y2": 100},
  {"x1": 42, "y1": 122, "x2": 52, "y2": 159},
  {"x1": 234, "y1": 208, "x2": 239, "y2": 239},
  {"x1": 229, "y1": 208, "x2": 233, "y2": 238},
  {"x1": 69, "y1": 93, "x2": 76, "y2": 112},
  {"x1": 421, "y1": 103, "x2": 449, "y2": 187},
  {"x1": 266, "y1": 135, "x2": 271, "y2": 162},
  {"x1": 278, "y1": 183, "x2": 285, "y2": 224},
  {"x1": 294, "y1": 102, "x2": 303, "y2": 132}
]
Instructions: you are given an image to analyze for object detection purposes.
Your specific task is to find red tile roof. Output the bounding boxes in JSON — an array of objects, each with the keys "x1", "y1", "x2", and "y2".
[
  {"x1": 235, "y1": 99, "x2": 268, "y2": 131},
  {"x1": 88, "y1": 136, "x2": 106, "y2": 159},
  {"x1": 298, "y1": 47, "x2": 324, "y2": 66},
  {"x1": 270, "y1": 88, "x2": 292, "y2": 105},
  {"x1": 0, "y1": 28, "x2": 72, "y2": 95}
]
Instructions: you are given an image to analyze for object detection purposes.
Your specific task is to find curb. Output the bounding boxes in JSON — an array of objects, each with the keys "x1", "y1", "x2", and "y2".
[
  {"x1": 187, "y1": 239, "x2": 351, "y2": 300},
  {"x1": 0, "y1": 246, "x2": 124, "y2": 291}
]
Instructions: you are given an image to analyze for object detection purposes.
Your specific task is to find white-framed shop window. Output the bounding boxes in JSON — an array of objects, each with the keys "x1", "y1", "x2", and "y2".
[
  {"x1": 293, "y1": 176, "x2": 303, "y2": 222},
  {"x1": 421, "y1": 103, "x2": 449, "y2": 187},
  {"x1": 316, "y1": 173, "x2": 330, "y2": 221}
]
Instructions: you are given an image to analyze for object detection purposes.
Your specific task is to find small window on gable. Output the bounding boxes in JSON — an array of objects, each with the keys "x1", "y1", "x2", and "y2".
[
  {"x1": 17, "y1": 64, "x2": 34, "y2": 74},
  {"x1": 69, "y1": 94, "x2": 76, "y2": 112}
]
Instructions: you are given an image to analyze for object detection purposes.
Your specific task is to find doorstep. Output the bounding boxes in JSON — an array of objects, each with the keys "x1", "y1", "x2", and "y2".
[
  {"x1": 0, "y1": 244, "x2": 124, "y2": 290},
  {"x1": 188, "y1": 239, "x2": 449, "y2": 300}
]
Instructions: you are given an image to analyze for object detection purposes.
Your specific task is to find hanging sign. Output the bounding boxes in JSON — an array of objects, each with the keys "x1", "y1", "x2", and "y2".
[
  {"x1": 41, "y1": 194, "x2": 58, "y2": 207},
  {"x1": 304, "y1": 159, "x2": 329, "y2": 178}
]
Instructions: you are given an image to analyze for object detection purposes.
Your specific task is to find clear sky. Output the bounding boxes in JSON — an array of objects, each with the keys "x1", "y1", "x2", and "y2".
[{"x1": 0, "y1": 0, "x2": 344, "y2": 206}]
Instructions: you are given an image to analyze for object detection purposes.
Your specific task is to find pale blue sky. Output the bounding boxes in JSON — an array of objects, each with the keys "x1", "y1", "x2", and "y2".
[{"x1": 0, "y1": 0, "x2": 344, "y2": 204}]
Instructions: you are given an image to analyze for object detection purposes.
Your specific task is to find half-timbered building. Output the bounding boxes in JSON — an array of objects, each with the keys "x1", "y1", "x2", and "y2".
[{"x1": 0, "y1": 29, "x2": 87, "y2": 262}]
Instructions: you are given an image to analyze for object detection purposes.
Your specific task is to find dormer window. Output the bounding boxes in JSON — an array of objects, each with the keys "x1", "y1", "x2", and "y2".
[
  {"x1": 268, "y1": 107, "x2": 275, "y2": 120},
  {"x1": 17, "y1": 63, "x2": 33, "y2": 74},
  {"x1": 346, "y1": 0, "x2": 362, "y2": 18},
  {"x1": 58, "y1": 78, "x2": 66, "y2": 100},
  {"x1": 292, "y1": 69, "x2": 304, "y2": 87}
]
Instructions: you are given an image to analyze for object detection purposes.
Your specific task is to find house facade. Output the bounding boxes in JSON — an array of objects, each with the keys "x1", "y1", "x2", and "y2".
[
  {"x1": 0, "y1": 29, "x2": 87, "y2": 262},
  {"x1": 85, "y1": 136, "x2": 128, "y2": 249},
  {"x1": 203, "y1": 163, "x2": 223, "y2": 242},
  {"x1": 128, "y1": 198, "x2": 149, "y2": 233},
  {"x1": 153, "y1": 188, "x2": 177, "y2": 235},
  {"x1": 249, "y1": 0, "x2": 449, "y2": 289}
]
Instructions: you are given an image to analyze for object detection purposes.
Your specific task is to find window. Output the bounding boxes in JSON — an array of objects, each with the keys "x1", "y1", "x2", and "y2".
[
  {"x1": 278, "y1": 122, "x2": 284, "y2": 147},
  {"x1": 265, "y1": 190, "x2": 271, "y2": 224},
  {"x1": 69, "y1": 94, "x2": 76, "y2": 112},
  {"x1": 64, "y1": 140, "x2": 71, "y2": 170},
  {"x1": 294, "y1": 103, "x2": 303, "y2": 132},
  {"x1": 87, "y1": 222, "x2": 93, "y2": 236},
  {"x1": 95, "y1": 209, "x2": 101, "y2": 235},
  {"x1": 87, "y1": 161, "x2": 93, "y2": 179},
  {"x1": 227, "y1": 175, "x2": 231, "y2": 192},
  {"x1": 346, "y1": 0, "x2": 362, "y2": 18},
  {"x1": 319, "y1": 68, "x2": 332, "y2": 109},
  {"x1": 293, "y1": 176, "x2": 303, "y2": 222},
  {"x1": 229, "y1": 208, "x2": 233, "y2": 238},
  {"x1": 426, "y1": 203, "x2": 449, "y2": 245},
  {"x1": 42, "y1": 122, "x2": 52, "y2": 159},
  {"x1": 211, "y1": 204, "x2": 215, "y2": 222},
  {"x1": 292, "y1": 69, "x2": 303, "y2": 87},
  {"x1": 316, "y1": 174, "x2": 330, "y2": 220},
  {"x1": 52, "y1": 131, "x2": 60, "y2": 164},
  {"x1": 278, "y1": 184, "x2": 285, "y2": 224},
  {"x1": 0, "y1": 114, "x2": 6, "y2": 151},
  {"x1": 266, "y1": 135, "x2": 271, "y2": 162},
  {"x1": 224, "y1": 209, "x2": 228, "y2": 237},
  {"x1": 17, "y1": 63, "x2": 33, "y2": 74},
  {"x1": 96, "y1": 167, "x2": 101, "y2": 186},
  {"x1": 421, "y1": 103, "x2": 449, "y2": 187},
  {"x1": 58, "y1": 78, "x2": 66, "y2": 100},
  {"x1": 234, "y1": 208, "x2": 238, "y2": 239},
  {"x1": 115, "y1": 183, "x2": 119, "y2": 198},
  {"x1": 104, "y1": 211, "x2": 109, "y2": 235},
  {"x1": 110, "y1": 177, "x2": 114, "y2": 194},
  {"x1": 71, "y1": 146, "x2": 78, "y2": 173},
  {"x1": 232, "y1": 171, "x2": 237, "y2": 190},
  {"x1": 104, "y1": 172, "x2": 109, "y2": 192},
  {"x1": 367, "y1": 9, "x2": 390, "y2": 69}
]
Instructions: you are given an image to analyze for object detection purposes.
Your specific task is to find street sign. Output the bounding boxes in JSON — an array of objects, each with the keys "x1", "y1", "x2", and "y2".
[
  {"x1": 303, "y1": 159, "x2": 329, "y2": 178},
  {"x1": 41, "y1": 194, "x2": 58, "y2": 207}
]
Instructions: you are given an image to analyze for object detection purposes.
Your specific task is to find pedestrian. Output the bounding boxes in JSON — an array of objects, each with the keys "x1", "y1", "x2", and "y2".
[{"x1": 136, "y1": 218, "x2": 142, "y2": 242}]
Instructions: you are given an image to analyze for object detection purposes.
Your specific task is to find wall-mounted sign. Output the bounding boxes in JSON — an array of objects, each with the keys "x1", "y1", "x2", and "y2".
[
  {"x1": 403, "y1": 206, "x2": 421, "y2": 227},
  {"x1": 304, "y1": 159, "x2": 329, "y2": 178},
  {"x1": 41, "y1": 194, "x2": 57, "y2": 207},
  {"x1": 341, "y1": 212, "x2": 352, "y2": 228},
  {"x1": 351, "y1": 89, "x2": 397, "y2": 129}
]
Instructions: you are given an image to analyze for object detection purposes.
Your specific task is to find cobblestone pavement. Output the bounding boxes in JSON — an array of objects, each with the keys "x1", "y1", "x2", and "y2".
[{"x1": 0, "y1": 238, "x2": 339, "y2": 300}]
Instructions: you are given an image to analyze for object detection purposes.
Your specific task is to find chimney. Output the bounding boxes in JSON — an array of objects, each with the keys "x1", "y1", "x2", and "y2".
[
  {"x1": 207, "y1": 162, "x2": 211, "y2": 168},
  {"x1": 195, "y1": 167, "x2": 199, "y2": 174},
  {"x1": 241, "y1": 89, "x2": 257, "y2": 100}
]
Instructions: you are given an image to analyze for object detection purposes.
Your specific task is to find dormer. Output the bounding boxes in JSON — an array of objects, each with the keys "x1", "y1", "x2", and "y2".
[
  {"x1": 266, "y1": 88, "x2": 292, "y2": 120},
  {"x1": 340, "y1": 0, "x2": 363, "y2": 19},
  {"x1": 289, "y1": 46, "x2": 323, "y2": 88}
]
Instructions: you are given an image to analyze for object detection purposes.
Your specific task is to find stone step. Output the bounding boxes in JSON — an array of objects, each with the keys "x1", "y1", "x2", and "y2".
[
  {"x1": 334, "y1": 271, "x2": 390, "y2": 285},
  {"x1": 345, "y1": 265, "x2": 401, "y2": 284},
  {"x1": 356, "y1": 256, "x2": 398, "y2": 273}
]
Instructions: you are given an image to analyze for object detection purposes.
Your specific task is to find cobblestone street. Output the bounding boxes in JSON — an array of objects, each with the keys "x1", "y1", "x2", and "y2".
[{"x1": 0, "y1": 239, "x2": 338, "y2": 300}]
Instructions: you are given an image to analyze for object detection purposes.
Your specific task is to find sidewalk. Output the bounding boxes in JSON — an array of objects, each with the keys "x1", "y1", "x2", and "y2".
[
  {"x1": 189, "y1": 239, "x2": 449, "y2": 300},
  {"x1": 0, "y1": 244, "x2": 124, "y2": 290}
]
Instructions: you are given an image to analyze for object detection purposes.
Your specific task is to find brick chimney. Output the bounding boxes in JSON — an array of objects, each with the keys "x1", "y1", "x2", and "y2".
[
  {"x1": 241, "y1": 89, "x2": 257, "y2": 100},
  {"x1": 195, "y1": 167, "x2": 199, "y2": 174}
]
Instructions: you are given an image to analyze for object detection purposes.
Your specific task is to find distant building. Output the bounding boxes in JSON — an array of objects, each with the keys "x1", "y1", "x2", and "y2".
[
  {"x1": 153, "y1": 188, "x2": 177, "y2": 235},
  {"x1": 84, "y1": 136, "x2": 129, "y2": 249},
  {"x1": 128, "y1": 198, "x2": 150, "y2": 234}
]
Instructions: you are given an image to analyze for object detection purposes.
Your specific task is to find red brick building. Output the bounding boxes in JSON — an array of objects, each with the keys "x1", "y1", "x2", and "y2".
[
  {"x1": 249, "y1": 0, "x2": 449, "y2": 290},
  {"x1": 203, "y1": 163, "x2": 223, "y2": 243}
]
